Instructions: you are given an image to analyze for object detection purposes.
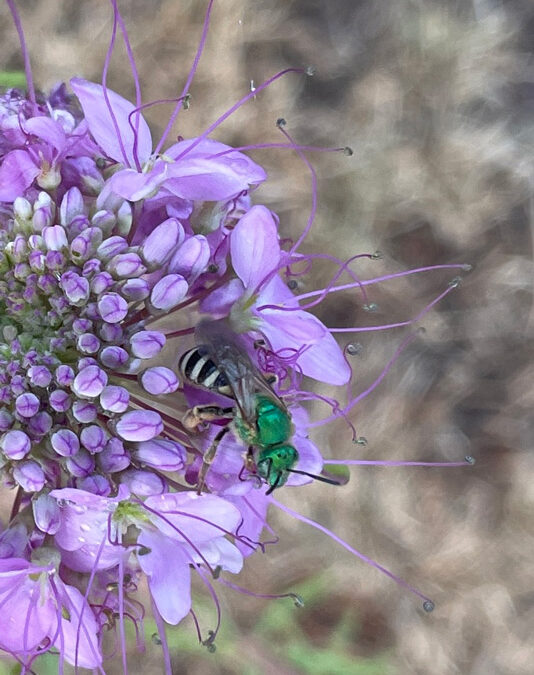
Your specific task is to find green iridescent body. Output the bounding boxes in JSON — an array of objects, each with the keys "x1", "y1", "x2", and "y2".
[
  {"x1": 183, "y1": 321, "x2": 303, "y2": 493},
  {"x1": 234, "y1": 394, "x2": 298, "y2": 490}
]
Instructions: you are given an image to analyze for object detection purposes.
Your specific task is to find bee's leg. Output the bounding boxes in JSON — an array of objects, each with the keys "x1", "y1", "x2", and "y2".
[
  {"x1": 183, "y1": 405, "x2": 234, "y2": 432},
  {"x1": 246, "y1": 446, "x2": 264, "y2": 488},
  {"x1": 197, "y1": 425, "x2": 230, "y2": 495},
  {"x1": 238, "y1": 447, "x2": 262, "y2": 487},
  {"x1": 245, "y1": 446, "x2": 255, "y2": 472}
]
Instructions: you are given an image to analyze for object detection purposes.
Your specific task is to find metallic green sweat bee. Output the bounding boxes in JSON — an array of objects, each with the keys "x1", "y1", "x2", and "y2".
[{"x1": 179, "y1": 320, "x2": 335, "y2": 494}]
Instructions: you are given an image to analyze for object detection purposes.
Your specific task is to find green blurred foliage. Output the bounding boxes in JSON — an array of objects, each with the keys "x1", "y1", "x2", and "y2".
[
  {"x1": 1, "y1": 574, "x2": 394, "y2": 674},
  {"x1": 0, "y1": 70, "x2": 25, "y2": 88}
]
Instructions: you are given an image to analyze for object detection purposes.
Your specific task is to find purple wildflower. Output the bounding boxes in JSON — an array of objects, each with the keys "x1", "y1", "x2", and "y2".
[{"x1": 0, "y1": 0, "x2": 473, "y2": 672}]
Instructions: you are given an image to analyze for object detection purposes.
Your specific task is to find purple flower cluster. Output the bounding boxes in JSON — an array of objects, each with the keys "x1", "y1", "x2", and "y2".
[{"x1": 0, "y1": 1, "x2": 472, "y2": 672}]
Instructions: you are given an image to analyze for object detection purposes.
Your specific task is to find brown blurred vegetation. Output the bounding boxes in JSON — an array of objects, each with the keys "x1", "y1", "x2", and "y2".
[{"x1": 1, "y1": 1, "x2": 533, "y2": 673}]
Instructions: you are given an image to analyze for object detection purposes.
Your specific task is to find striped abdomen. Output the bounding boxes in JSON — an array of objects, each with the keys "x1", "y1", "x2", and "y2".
[{"x1": 178, "y1": 346, "x2": 232, "y2": 396}]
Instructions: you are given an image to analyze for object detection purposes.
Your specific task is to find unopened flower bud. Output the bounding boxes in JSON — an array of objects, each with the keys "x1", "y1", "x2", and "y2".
[
  {"x1": 13, "y1": 460, "x2": 45, "y2": 492},
  {"x1": 168, "y1": 234, "x2": 210, "y2": 283},
  {"x1": 100, "y1": 385, "x2": 130, "y2": 413},
  {"x1": 141, "y1": 218, "x2": 184, "y2": 267},
  {"x1": 98, "y1": 292, "x2": 128, "y2": 323},
  {"x1": 97, "y1": 236, "x2": 129, "y2": 261},
  {"x1": 150, "y1": 274, "x2": 188, "y2": 311},
  {"x1": 129, "y1": 331, "x2": 165, "y2": 359},
  {"x1": 51, "y1": 429, "x2": 80, "y2": 457},
  {"x1": 141, "y1": 367, "x2": 179, "y2": 395},
  {"x1": 70, "y1": 227, "x2": 103, "y2": 262},
  {"x1": 1, "y1": 429, "x2": 31, "y2": 460},
  {"x1": 114, "y1": 410, "x2": 163, "y2": 441},
  {"x1": 43, "y1": 225, "x2": 68, "y2": 251},
  {"x1": 33, "y1": 493, "x2": 62, "y2": 534},
  {"x1": 119, "y1": 468, "x2": 166, "y2": 495},
  {"x1": 60, "y1": 186, "x2": 85, "y2": 225}
]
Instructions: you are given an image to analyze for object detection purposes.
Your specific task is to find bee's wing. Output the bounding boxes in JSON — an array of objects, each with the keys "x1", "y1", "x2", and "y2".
[{"x1": 195, "y1": 320, "x2": 259, "y2": 422}]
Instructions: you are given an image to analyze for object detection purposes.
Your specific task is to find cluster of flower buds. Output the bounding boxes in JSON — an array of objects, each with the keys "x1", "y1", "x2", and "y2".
[{"x1": 0, "y1": 1, "x2": 473, "y2": 672}]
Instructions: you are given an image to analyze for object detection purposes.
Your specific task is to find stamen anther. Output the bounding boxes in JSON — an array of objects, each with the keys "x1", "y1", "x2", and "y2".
[{"x1": 346, "y1": 342, "x2": 363, "y2": 356}]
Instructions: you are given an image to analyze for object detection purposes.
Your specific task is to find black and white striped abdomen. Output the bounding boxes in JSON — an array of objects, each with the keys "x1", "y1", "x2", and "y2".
[{"x1": 178, "y1": 346, "x2": 232, "y2": 396}]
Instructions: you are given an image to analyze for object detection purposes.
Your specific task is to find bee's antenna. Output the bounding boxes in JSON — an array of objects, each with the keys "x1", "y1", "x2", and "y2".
[
  {"x1": 265, "y1": 467, "x2": 283, "y2": 495},
  {"x1": 286, "y1": 468, "x2": 341, "y2": 486}
]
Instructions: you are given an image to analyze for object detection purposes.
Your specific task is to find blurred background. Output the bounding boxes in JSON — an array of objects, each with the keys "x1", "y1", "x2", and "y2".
[{"x1": 1, "y1": 0, "x2": 533, "y2": 673}]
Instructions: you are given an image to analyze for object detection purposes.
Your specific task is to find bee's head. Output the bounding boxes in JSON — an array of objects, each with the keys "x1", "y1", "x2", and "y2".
[{"x1": 256, "y1": 444, "x2": 298, "y2": 493}]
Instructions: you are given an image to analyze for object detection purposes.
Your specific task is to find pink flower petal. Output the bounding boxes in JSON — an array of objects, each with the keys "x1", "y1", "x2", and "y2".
[
  {"x1": 53, "y1": 581, "x2": 102, "y2": 669},
  {"x1": 138, "y1": 531, "x2": 192, "y2": 625},
  {"x1": 70, "y1": 78, "x2": 152, "y2": 166},
  {"x1": 0, "y1": 150, "x2": 39, "y2": 202},
  {"x1": 231, "y1": 205, "x2": 280, "y2": 292},
  {"x1": 24, "y1": 116, "x2": 66, "y2": 153},
  {"x1": 143, "y1": 492, "x2": 241, "y2": 543},
  {"x1": 108, "y1": 163, "x2": 167, "y2": 201},
  {"x1": 260, "y1": 307, "x2": 350, "y2": 385}
]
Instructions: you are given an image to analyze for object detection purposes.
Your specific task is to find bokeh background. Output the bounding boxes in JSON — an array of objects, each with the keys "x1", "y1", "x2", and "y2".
[{"x1": 1, "y1": 1, "x2": 533, "y2": 673}]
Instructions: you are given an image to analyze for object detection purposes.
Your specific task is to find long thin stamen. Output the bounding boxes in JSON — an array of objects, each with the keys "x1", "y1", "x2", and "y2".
[
  {"x1": 327, "y1": 457, "x2": 475, "y2": 467},
  {"x1": 211, "y1": 142, "x2": 350, "y2": 157},
  {"x1": 110, "y1": 0, "x2": 142, "y2": 170},
  {"x1": 218, "y1": 577, "x2": 304, "y2": 606},
  {"x1": 56, "y1": 579, "x2": 107, "y2": 675},
  {"x1": 328, "y1": 279, "x2": 460, "y2": 334},
  {"x1": 5, "y1": 0, "x2": 36, "y2": 109},
  {"x1": 160, "y1": 509, "x2": 257, "y2": 553},
  {"x1": 75, "y1": 536, "x2": 108, "y2": 671},
  {"x1": 117, "y1": 551, "x2": 129, "y2": 675},
  {"x1": 154, "y1": 0, "x2": 216, "y2": 155},
  {"x1": 195, "y1": 567, "x2": 221, "y2": 650},
  {"x1": 307, "y1": 329, "x2": 422, "y2": 429},
  {"x1": 256, "y1": 252, "x2": 376, "y2": 311},
  {"x1": 270, "y1": 497, "x2": 434, "y2": 609},
  {"x1": 49, "y1": 582, "x2": 65, "y2": 675},
  {"x1": 101, "y1": 2, "x2": 130, "y2": 166},
  {"x1": 276, "y1": 122, "x2": 318, "y2": 256},
  {"x1": 136, "y1": 501, "x2": 215, "y2": 574},
  {"x1": 128, "y1": 96, "x2": 190, "y2": 138},
  {"x1": 294, "y1": 263, "x2": 471, "y2": 303},
  {"x1": 150, "y1": 597, "x2": 172, "y2": 675},
  {"x1": 171, "y1": 68, "x2": 307, "y2": 163},
  {"x1": 189, "y1": 608, "x2": 203, "y2": 644},
  {"x1": 22, "y1": 584, "x2": 38, "y2": 666}
]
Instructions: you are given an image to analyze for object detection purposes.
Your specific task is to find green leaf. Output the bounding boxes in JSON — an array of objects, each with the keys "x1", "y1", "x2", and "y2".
[{"x1": 0, "y1": 71, "x2": 27, "y2": 88}]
